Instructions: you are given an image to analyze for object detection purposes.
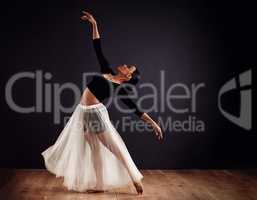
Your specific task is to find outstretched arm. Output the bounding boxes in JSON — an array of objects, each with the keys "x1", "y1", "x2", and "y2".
[
  {"x1": 119, "y1": 88, "x2": 163, "y2": 140},
  {"x1": 81, "y1": 11, "x2": 115, "y2": 75}
]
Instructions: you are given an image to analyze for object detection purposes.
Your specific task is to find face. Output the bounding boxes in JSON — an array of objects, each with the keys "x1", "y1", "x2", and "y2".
[{"x1": 117, "y1": 64, "x2": 136, "y2": 80}]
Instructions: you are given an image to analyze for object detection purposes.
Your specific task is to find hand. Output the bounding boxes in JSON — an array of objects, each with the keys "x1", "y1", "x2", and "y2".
[
  {"x1": 152, "y1": 123, "x2": 163, "y2": 140},
  {"x1": 80, "y1": 11, "x2": 96, "y2": 24}
]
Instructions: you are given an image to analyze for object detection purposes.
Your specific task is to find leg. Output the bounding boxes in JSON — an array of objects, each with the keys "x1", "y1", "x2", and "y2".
[
  {"x1": 84, "y1": 132, "x2": 104, "y2": 191},
  {"x1": 96, "y1": 131, "x2": 143, "y2": 194},
  {"x1": 96, "y1": 132, "x2": 133, "y2": 178}
]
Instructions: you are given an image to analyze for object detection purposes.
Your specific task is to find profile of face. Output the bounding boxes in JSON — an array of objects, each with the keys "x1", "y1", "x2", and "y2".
[{"x1": 116, "y1": 64, "x2": 136, "y2": 80}]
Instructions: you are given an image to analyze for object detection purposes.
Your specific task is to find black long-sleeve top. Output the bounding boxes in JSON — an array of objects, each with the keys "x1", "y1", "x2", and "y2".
[{"x1": 86, "y1": 38, "x2": 144, "y2": 118}]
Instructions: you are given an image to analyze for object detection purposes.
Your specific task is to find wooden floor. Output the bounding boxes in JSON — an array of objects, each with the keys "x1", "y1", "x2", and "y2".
[{"x1": 0, "y1": 169, "x2": 257, "y2": 200}]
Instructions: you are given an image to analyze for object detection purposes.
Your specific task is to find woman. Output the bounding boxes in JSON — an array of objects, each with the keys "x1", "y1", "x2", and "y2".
[{"x1": 41, "y1": 11, "x2": 163, "y2": 195}]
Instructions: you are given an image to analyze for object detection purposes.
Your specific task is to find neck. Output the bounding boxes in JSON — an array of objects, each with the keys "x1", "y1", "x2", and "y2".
[{"x1": 112, "y1": 73, "x2": 128, "y2": 83}]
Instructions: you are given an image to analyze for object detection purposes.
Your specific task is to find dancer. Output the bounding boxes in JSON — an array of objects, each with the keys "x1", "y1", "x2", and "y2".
[{"x1": 41, "y1": 11, "x2": 163, "y2": 195}]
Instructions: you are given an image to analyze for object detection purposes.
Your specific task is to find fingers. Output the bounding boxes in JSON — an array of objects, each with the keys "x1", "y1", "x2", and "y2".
[
  {"x1": 80, "y1": 16, "x2": 89, "y2": 21},
  {"x1": 82, "y1": 11, "x2": 91, "y2": 15},
  {"x1": 159, "y1": 129, "x2": 163, "y2": 140},
  {"x1": 81, "y1": 10, "x2": 96, "y2": 24},
  {"x1": 158, "y1": 133, "x2": 161, "y2": 140},
  {"x1": 82, "y1": 11, "x2": 93, "y2": 18},
  {"x1": 154, "y1": 126, "x2": 163, "y2": 140},
  {"x1": 160, "y1": 133, "x2": 163, "y2": 140}
]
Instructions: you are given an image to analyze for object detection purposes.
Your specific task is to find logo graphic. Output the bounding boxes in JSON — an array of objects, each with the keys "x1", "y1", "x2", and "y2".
[{"x1": 218, "y1": 69, "x2": 252, "y2": 130}]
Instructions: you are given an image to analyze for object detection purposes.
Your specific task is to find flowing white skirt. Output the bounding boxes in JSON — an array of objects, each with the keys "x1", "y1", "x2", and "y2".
[{"x1": 41, "y1": 103, "x2": 143, "y2": 192}]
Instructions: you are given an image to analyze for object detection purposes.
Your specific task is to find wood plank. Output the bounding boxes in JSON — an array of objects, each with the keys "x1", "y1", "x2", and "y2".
[{"x1": 1, "y1": 169, "x2": 257, "y2": 200}]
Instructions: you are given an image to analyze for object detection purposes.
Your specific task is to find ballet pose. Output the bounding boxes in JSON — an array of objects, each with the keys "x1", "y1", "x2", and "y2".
[{"x1": 41, "y1": 11, "x2": 163, "y2": 195}]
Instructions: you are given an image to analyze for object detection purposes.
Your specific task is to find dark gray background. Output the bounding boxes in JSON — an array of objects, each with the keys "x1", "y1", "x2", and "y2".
[{"x1": 1, "y1": 0, "x2": 256, "y2": 169}]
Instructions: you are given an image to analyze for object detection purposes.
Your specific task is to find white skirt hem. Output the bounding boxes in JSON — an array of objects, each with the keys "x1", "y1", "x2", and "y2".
[{"x1": 41, "y1": 103, "x2": 143, "y2": 192}]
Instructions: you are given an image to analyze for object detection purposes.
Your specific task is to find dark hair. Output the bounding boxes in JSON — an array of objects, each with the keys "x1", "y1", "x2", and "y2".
[
  {"x1": 128, "y1": 67, "x2": 141, "y2": 85},
  {"x1": 123, "y1": 67, "x2": 141, "y2": 92}
]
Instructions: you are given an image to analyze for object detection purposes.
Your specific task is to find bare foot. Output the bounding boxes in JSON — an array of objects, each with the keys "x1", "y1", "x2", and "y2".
[{"x1": 133, "y1": 181, "x2": 143, "y2": 195}]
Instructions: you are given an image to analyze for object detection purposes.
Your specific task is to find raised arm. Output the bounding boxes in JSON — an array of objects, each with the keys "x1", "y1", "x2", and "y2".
[
  {"x1": 81, "y1": 11, "x2": 115, "y2": 75},
  {"x1": 81, "y1": 11, "x2": 99, "y2": 39}
]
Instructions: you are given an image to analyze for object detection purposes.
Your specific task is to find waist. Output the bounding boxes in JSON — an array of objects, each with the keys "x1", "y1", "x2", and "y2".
[{"x1": 78, "y1": 103, "x2": 105, "y2": 110}]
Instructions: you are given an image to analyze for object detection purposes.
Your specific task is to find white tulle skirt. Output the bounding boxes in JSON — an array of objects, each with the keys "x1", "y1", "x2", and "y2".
[{"x1": 41, "y1": 103, "x2": 143, "y2": 192}]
